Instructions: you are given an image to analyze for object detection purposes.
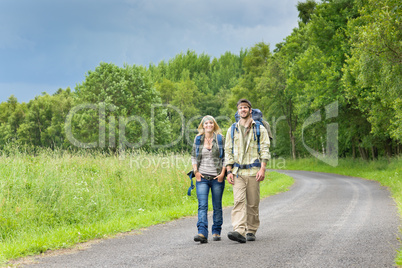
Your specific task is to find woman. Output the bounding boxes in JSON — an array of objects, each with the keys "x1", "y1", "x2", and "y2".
[{"x1": 192, "y1": 115, "x2": 226, "y2": 244}]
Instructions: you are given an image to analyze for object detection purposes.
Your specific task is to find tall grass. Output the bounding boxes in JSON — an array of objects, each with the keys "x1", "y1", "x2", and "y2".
[
  {"x1": 0, "y1": 148, "x2": 293, "y2": 264},
  {"x1": 279, "y1": 157, "x2": 402, "y2": 266}
]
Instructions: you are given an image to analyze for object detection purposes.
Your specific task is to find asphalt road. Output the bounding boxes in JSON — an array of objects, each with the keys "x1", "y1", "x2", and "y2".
[{"x1": 24, "y1": 170, "x2": 400, "y2": 268}]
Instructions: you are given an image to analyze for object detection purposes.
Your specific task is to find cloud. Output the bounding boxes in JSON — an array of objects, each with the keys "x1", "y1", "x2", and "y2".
[{"x1": 0, "y1": 0, "x2": 300, "y2": 103}]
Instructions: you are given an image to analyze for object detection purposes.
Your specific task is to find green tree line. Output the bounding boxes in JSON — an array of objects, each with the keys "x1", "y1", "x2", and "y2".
[{"x1": 0, "y1": 0, "x2": 400, "y2": 160}]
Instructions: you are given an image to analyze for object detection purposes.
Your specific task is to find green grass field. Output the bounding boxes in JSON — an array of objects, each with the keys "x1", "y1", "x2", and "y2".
[
  {"x1": 0, "y1": 149, "x2": 293, "y2": 265},
  {"x1": 278, "y1": 157, "x2": 402, "y2": 266}
]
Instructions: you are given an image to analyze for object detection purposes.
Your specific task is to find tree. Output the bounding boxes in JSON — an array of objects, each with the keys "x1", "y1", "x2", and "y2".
[
  {"x1": 155, "y1": 78, "x2": 176, "y2": 105},
  {"x1": 171, "y1": 78, "x2": 201, "y2": 151},
  {"x1": 258, "y1": 51, "x2": 299, "y2": 159},
  {"x1": 17, "y1": 93, "x2": 54, "y2": 147},
  {"x1": 343, "y1": 0, "x2": 402, "y2": 148},
  {"x1": 0, "y1": 96, "x2": 27, "y2": 147},
  {"x1": 228, "y1": 42, "x2": 272, "y2": 112},
  {"x1": 297, "y1": 0, "x2": 317, "y2": 24},
  {"x1": 73, "y1": 62, "x2": 171, "y2": 151}
]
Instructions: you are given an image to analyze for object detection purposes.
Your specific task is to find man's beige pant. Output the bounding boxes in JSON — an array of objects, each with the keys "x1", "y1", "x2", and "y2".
[{"x1": 231, "y1": 175, "x2": 260, "y2": 237}]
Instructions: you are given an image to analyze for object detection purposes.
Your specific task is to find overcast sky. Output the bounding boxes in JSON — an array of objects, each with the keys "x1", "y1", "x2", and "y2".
[{"x1": 0, "y1": 0, "x2": 300, "y2": 103}]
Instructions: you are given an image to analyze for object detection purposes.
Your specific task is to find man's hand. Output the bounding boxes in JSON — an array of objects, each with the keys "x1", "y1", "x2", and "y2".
[
  {"x1": 226, "y1": 173, "x2": 234, "y2": 185},
  {"x1": 256, "y1": 168, "x2": 265, "y2": 182}
]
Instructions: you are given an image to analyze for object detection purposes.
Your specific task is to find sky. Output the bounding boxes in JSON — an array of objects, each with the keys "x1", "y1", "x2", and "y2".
[{"x1": 0, "y1": 0, "x2": 301, "y2": 104}]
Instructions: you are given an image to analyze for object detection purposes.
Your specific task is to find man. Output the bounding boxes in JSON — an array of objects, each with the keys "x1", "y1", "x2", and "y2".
[{"x1": 225, "y1": 98, "x2": 270, "y2": 243}]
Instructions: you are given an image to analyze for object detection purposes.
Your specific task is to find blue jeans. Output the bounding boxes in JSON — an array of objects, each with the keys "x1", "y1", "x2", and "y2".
[{"x1": 196, "y1": 177, "x2": 225, "y2": 238}]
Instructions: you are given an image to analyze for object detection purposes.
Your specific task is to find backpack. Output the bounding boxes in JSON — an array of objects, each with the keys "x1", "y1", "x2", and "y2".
[
  {"x1": 230, "y1": 108, "x2": 273, "y2": 154},
  {"x1": 187, "y1": 134, "x2": 224, "y2": 196}
]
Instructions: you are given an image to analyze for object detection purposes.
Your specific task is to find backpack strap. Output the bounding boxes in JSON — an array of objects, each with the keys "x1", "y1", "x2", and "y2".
[
  {"x1": 230, "y1": 122, "x2": 262, "y2": 173},
  {"x1": 217, "y1": 134, "x2": 224, "y2": 159},
  {"x1": 231, "y1": 122, "x2": 261, "y2": 154},
  {"x1": 189, "y1": 136, "x2": 202, "y2": 196},
  {"x1": 195, "y1": 135, "x2": 202, "y2": 157},
  {"x1": 254, "y1": 122, "x2": 261, "y2": 153},
  {"x1": 187, "y1": 170, "x2": 195, "y2": 196},
  {"x1": 233, "y1": 159, "x2": 261, "y2": 169},
  {"x1": 230, "y1": 123, "x2": 237, "y2": 154},
  {"x1": 196, "y1": 134, "x2": 224, "y2": 159}
]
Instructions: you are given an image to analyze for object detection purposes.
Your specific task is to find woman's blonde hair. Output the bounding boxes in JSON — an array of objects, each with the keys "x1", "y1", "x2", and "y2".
[{"x1": 197, "y1": 115, "x2": 222, "y2": 136}]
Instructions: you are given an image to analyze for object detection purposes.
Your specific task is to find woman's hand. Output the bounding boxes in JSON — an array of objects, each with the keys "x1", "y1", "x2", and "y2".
[
  {"x1": 195, "y1": 171, "x2": 203, "y2": 182},
  {"x1": 215, "y1": 173, "x2": 224, "y2": 182}
]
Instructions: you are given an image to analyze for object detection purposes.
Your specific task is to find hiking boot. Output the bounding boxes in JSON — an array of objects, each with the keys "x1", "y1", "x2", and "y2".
[
  {"x1": 194, "y1": 234, "x2": 208, "y2": 243},
  {"x1": 246, "y1": 233, "x2": 256, "y2": 241},
  {"x1": 227, "y1": 231, "x2": 246, "y2": 243},
  {"x1": 212, "y1": 234, "x2": 221, "y2": 241}
]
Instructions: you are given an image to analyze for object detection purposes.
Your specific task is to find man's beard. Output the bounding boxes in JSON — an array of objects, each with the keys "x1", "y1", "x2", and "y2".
[{"x1": 240, "y1": 112, "x2": 251, "y2": 119}]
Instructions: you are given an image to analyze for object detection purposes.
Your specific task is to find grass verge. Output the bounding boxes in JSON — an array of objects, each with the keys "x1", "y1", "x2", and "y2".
[
  {"x1": 278, "y1": 157, "x2": 402, "y2": 266},
  {"x1": 0, "y1": 150, "x2": 293, "y2": 265}
]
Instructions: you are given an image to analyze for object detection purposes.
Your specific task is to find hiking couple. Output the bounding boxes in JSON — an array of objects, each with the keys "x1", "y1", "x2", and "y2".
[{"x1": 191, "y1": 98, "x2": 271, "y2": 244}]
